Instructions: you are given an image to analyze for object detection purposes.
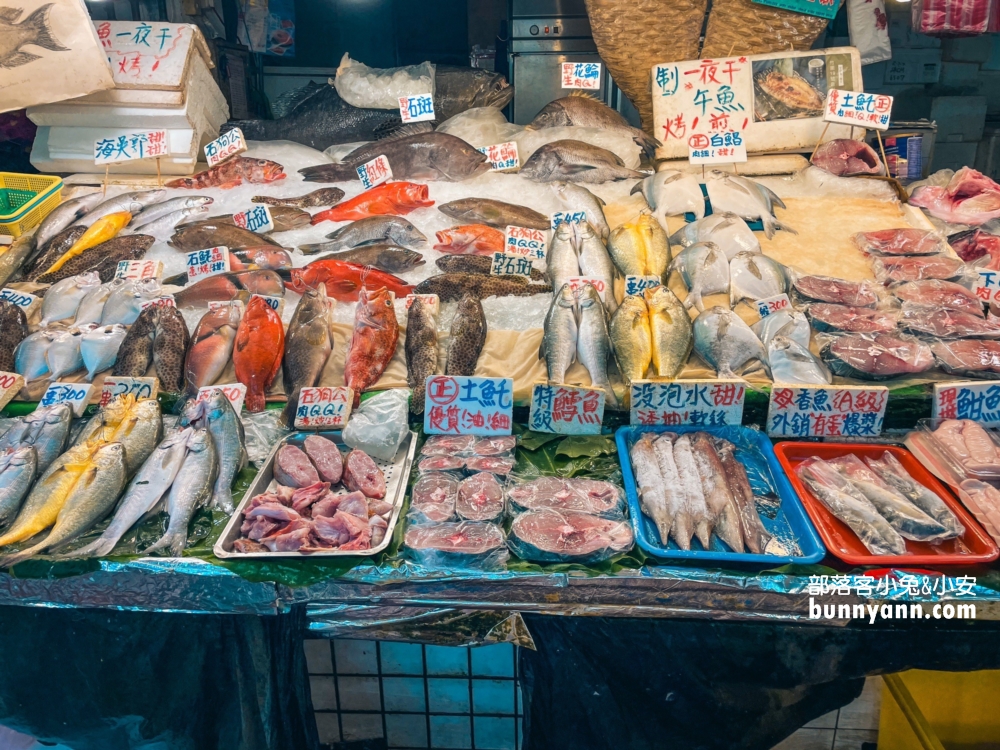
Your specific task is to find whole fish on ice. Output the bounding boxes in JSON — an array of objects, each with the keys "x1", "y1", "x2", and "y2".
[
  {"x1": 706, "y1": 170, "x2": 794, "y2": 239},
  {"x1": 631, "y1": 171, "x2": 705, "y2": 230},
  {"x1": 693, "y1": 306, "x2": 768, "y2": 379},
  {"x1": 669, "y1": 212, "x2": 760, "y2": 259}
]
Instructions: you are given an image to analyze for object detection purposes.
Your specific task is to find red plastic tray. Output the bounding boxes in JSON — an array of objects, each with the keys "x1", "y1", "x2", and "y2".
[{"x1": 773, "y1": 442, "x2": 999, "y2": 566}]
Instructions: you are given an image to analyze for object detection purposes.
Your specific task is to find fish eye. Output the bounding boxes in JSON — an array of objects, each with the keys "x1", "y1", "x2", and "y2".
[{"x1": 385, "y1": 299, "x2": 392, "y2": 307}]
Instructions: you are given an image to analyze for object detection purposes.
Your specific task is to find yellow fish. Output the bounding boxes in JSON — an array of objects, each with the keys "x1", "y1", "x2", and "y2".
[{"x1": 42, "y1": 211, "x2": 131, "y2": 276}]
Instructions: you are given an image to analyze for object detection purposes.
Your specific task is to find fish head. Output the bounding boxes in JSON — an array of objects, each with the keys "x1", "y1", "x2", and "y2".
[
  {"x1": 43, "y1": 402, "x2": 73, "y2": 426},
  {"x1": 189, "y1": 196, "x2": 214, "y2": 208},
  {"x1": 470, "y1": 71, "x2": 515, "y2": 109},
  {"x1": 180, "y1": 396, "x2": 207, "y2": 427},
  {"x1": 357, "y1": 285, "x2": 395, "y2": 328},
  {"x1": 76, "y1": 271, "x2": 102, "y2": 291},
  {"x1": 399, "y1": 222, "x2": 428, "y2": 246},
  {"x1": 238, "y1": 270, "x2": 285, "y2": 297},
  {"x1": 135, "y1": 277, "x2": 162, "y2": 298},
  {"x1": 8, "y1": 446, "x2": 36, "y2": 468},
  {"x1": 519, "y1": 149, "x2": 557, "y2": 181},
  {"x1": 397, "y1": 182, "x2": 431, "y2": 206},
  {"x1": 577, "y1": 282, "x2": 602, "y2": 310},
  {"x1": 186, "y1": 427, "x2": 212, "y2": 452},
  {"x1": 203, "y1": 387, "x2": 236, "y2": 421},
  {"x1": 526, "y1": 100, "x2": 571, "y2": 130},
  {"x1": 248, "y1": 158, "x2": 287, "y2": 183}
]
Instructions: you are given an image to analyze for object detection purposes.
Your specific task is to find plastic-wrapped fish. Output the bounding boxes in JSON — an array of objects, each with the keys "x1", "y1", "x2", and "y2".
[
  {"x1": 751, "y1": 310, "x2": 811, "y2": 349},
  {"x1": 866, "y1": 451, "x2": 964, "y2": 539}
]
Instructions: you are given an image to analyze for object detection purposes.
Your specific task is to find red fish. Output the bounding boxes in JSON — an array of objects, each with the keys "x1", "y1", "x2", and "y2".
[
  {"x1": 289, "y1": 259, "x2": 413, "y2": 302},
  {"x1": 311, "y1": 182, "x2": 433, "y2": 224},
  {"x1": 165, "y1": 157, "x2": 286, "y2": 189},
  {"x1": 233, "y1": 295, "x2": 285, "y2": 412},
  {"x1": 434, "y1": 224, "x2": 505, "y2": 255},
  {"x1": 229, "y1": 247, "x2": 293, "y2": 272},
  {"x1": 344, "y1": 286, "x2": 399, "y2": 407}
]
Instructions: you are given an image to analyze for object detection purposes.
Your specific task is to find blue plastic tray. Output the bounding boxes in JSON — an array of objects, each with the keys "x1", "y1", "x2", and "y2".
[{"x1": 615, "y1": 425, "x2": 826, "y2": 564}]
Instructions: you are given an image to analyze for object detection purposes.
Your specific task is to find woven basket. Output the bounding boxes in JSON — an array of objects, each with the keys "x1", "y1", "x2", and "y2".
[
  {"x1": 701, "y1": 0, "x2": 830, "y2": 57},
  {"x1": 584, "y1": 0, "x2": 707, "y2": 134}
]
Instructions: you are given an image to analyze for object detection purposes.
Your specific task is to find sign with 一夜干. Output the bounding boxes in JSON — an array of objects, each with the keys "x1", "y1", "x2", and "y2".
[
  {"x1": 823, "y1": 89, "x2": 892, "y2": 130},
  {"x1": 630, "y1": 380, "x2": 746, "y2": 427},
  {"x1": 295, "y1": 387, "x2": 353, "y2": 429},
  {"x1": 357, "y1": 155, "x2": 392, "y2": 189},
  {"x1": 561, "y1": 62, "x2": 601, "y2": 90},
  {"x1": 424, "y1": 376, "x2": 513, "y2": 436},
  {"x1": 767, "y1": 385, "x2": 887, "y2": 437},
  {"x1": 688, "y1": 130, "x2": 748, "y2": 165},
  {"x1": 529, "y1": 383, "x2": 605, "y2": 435},
  {"x1": 504, "y1": 226, "x2": 546, "y2": 261},
  {"x1": 233, "y1": 205, "x2": 274, "y2": 234},
  {"x1": 399, "y1": 93, "x2": 435, "y2": 123},
  {"x1": 95, "y1": 130, "x2": 169, "y2": 164},
  {"x1": 478, "y1": 141, "x2": 519, "y2": 171},
  {"x1": 489, "y1": 252, "x2": 533, "y2": 278},
  {"x1": 933, "y1": 382, "x2": 1000, "y2": 427},
  {"x1": 205, "y1": 128, "x2": 247, "y2": 167},
  {"x1": 651, "y1": 47, "x2": 862, "y2": 160},
  {"x1": 186, "y1": 246, "x2": 230, "y2": 281}
]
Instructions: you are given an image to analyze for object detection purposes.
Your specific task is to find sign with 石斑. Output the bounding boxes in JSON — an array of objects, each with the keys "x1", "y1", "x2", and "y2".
[
  {"x1": 489, "y1": 252, "x2": 533, "y2": 278},
  {"x1": 399, "y1": 94, "x2": 435, "y2": 123},
  {"x1": 232, "y1": 205, "x2": 274, "y2": 234},
  {"x1": 186, "y1": 246, "x2": 230, "y2": 281},
  {"x1": 933, "y1": 382, "x2": 1000, "y2": 426},
  {"x1": 823, "y1": 89, "x2": 892, "y2": 130},
  {"x1": 630, "y1": 380, "x2": 745, "y2": 427},
  {"x1": 529, "y1": 383, "x2": 605, "y2": 435},
  {"x1": 424, "y1": 376, "x2": 513, "y2": 436},
  {"x1": 767, "y1": 385, "x2": 888, "y2": 437},
  {"x1": 95, "y1": 130, "x2": 169, "y2": 164}
]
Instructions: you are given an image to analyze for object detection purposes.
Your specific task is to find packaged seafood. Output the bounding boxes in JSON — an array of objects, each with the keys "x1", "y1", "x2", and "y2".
[
  {"x1": 507, "y1": 508, "x2": 634, "y2": 564},
  {"x1": 819, "y1": 332, "x2": 935, "y2": 380},
  {"x1": 852, "y1": 228, "x2": 946, "y2": 256},
  {"x1": 404, "y1": 521, "x2": 509, "y2": 570},
  {"x1": 810, "y1": 139, "x2": 884, "y2": 177},
  {"x1": 899, "y1": 305, "x2": 1000, "y2": 339},
  {"x1": 916, "y1": 419, "x2": 1000, "y2": 482},
  {"x1": 806, "y1": 304, "x2": 898, "y2": 334},
  {"x1": 790, "y1": 272, "x2": 879, "y2": 308},
  {"x1": 456, "y1": 472, "x2": 505, "y2": 521},
  {"x1": 421, "y1": 435, "x2": 477, "y2": 457},
  {"x1": 931, "y1": 338, "x2": 1000, "y2": 378},
  {"x1": 910, "y1": 167, "x2": 1000, "y2": 225},
  {"x1": 892, "y1": 280, "x2": 985, "y2": 318},
  {"x1": 870, "y1": 255, "x2": 967, "y2": 284},
  {"x1": 506, "y1": 477, "x2": 624, "y2": 517}
]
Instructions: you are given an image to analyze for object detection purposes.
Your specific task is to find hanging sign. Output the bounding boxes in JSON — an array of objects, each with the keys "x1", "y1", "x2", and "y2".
[
  {"x1": 630, "y1": 380, "x2": 746, "y2": 427},
  {"x1": 767, "y1": 385, "x2": 888, "y2": 437}
]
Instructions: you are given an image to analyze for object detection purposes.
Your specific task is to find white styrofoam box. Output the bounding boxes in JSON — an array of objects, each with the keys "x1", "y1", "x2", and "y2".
[
  {"x1": 26, "y1": 97, "x2": 227, "y2": 131},
  {"x1": 930, "y1": 96, "x2": 987, "y2": 143},
  {"x1": 943, "y1": 36, "x2": 995, "y2": 64},
  {"x1": 30, "y1": 126, "x2": 199, "y2": 175},
  {"x1": 888, "y1": 14, "x2": 941, "y2": 49},
  {"x1": 885, "y1": 49, "x2": 942, "y2": 84},
  {"x1": 941, "y1": 62, "x2": 981, "y2": 86},
  {"x1": 931, "y1": 141, "x2": 978, "y2": 172}
]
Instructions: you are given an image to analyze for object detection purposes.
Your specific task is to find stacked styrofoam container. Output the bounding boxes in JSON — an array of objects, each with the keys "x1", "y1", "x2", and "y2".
[{"x1": 27, "y1": 22, "x2": 228, "y2": 175}]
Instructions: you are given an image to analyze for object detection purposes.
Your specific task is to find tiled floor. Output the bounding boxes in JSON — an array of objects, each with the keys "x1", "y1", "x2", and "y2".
[
  {"x1": 770, "y1": 677, "x2": 882, "y2": 750},
  {"x1": 305, "y1": 639, "x2": 521, "y2": 750}
]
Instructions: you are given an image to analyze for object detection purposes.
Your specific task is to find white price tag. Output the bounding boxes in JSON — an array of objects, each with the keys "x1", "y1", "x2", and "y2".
[
  {"x1": 688, "y1": 131, "x2": 747, "y2": 165},
  {"x1": 356, "y1": 155, "x2": 392, "y2": 189},
  {"x1": 767, "y1": 385, "x2": 888, "y2": 437},
  {"x1": 251, "y1": 293, "x2": 285, "y2": 318},
  {"x1": 398, "y1": 93, "x2": 435, "y2": 123},
  {"x1": 0, "y1": 288, "x2": 40, "y2": 315},
  {"x1": 561, "y1": 62, "x2": 601, "y2": 89},
  {"x1": 755, "y1": 293, "x2": 792, "y2": 318},
  {"x1": 197, "y1": 383, "x2": 247, "y2": 415},
  {"x1": 204, "y1": 128, "x2": 247, "y2": 168},
  {"x1": 504, "y1": 226, "x2": 546, "y2": 261},
  {"x1": 933, "y1": 381, "x2": 1000, "y2": 426},
  {"x1": 630, "y1": 379, "x2": 745, "y2": 427},
  {"x1": 624, "y1": 275, "x2": 661, "y2": 297},
  {"x1": 100, "y1": 376, "x2": 158, "y2": 406},
  {"x1": 823, "y1": 89, "x2": 893, "y2": 131},
  {"x1": 489, "y1": 251, "x2": 533, "y2": 278},
  {"x1": 424, "y1": 376, "x2": 513, "y2": 436},
  {"x1": 40, "y1": 382, "x2": 94, "y2": 417},
  {"x1": 140, "y1": 296, "x2": 176, "y2": 311},
  {"x1": 294, "y1": 386, "x2": 354, "y2": 429},
  {"x1": 232, "y1": 205, "x2": 274, "y2": 234},
  {"x1": 94, "y1": 130, "x2": 169, "y2": 164},
  {"x1": 528, "y1": 383, "x2": 604, "y2": 435},
  {"x1": 478, "y1": 141, "x2": 519, "y2": 171},
  {"x1": 550, "y1": 211, "x2": 587, "y2": 229},
  {"x1": 186, "y1": 246, "x2": 230, "y2": 282},
  {"x1": 115, "y1": 260, "x2": 163, "y2": 281},
  {"x1": 404, "y1": 293, "x2": 440, "y2": 318},
  {"x1": 0, "y1": 372, "x2": 24, "y2": 410}
]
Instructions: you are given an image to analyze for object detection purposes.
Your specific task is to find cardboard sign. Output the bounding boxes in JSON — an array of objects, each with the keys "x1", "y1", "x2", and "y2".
[
  {"x1": 94, "y1": 130, "x2": 169, "y2": 164},
  {"x1": 688, "y1": 130, "x2": 748, "y2": 164},
  {"x1": 751, "y1": 0, "x2": 842, "y2": 20},
  {"x1": 767, "y1": 385, "x2": 888, "y2": 437},
  {"x1": 478, "y1": 141, "x2": 519, "y2": 171},
  {"x1": 624, "y1": 275, "x2": 662, "y2": 297},
  {"x1": 489, "y1": 252, "x2": 534, "y2": 278},
  {"x1": 630, "y1": 379, "x2": 746, "y2": 427},
  {"x1": 294, "y1": 386, "x2": 354, "y2": 429},
  {"x1": 561, "y1": 61, "x2": 602, "y2": 89},
  {"x1": 356, "y1": 155, "x2": 392, "y2": 189},
  {"x1": 933, "y1": 382, "x2": 1000, "y2": 426},
  {"x1": 40, "y1": 382, "x2": 94, "y2": 417},
  {"x1": 551, "y1": 211, "x2": 587, "y2": 229},
  {"x1": 251, "y1": 293, "x2": 285, "y2": 317},
  {"x1": 115, "y1": 259, "x2": 163, "y2": 281},
  {"x1": 0, "y1": 372, "x2": 25, "y2": 411},
  {"x1": 186, "y1": 246, "x2": 230, "y2": 282},
  {"x1": 0, "y1": 288, "x2": 40, "y2": 315},
  {"x1": 204, "y1": 128, "x2": 247, "y2": 167},
  {"x1": 197, "y1": 383, "x2": 247, "y2": 414},
  {"x1": 140, "y1": 296, "x2": 176, "y2": 310},
  {"x1": 504, "y1": 226, "x2": 546, "y2": 261},
  {"x1": 100, "y1": 376, "x2": 158, "y2": 406},
  {"x1": 424, "y1": 375, "x2": 513, "y2": 436},
  {"x1": 976, "y1": 270, "x2": 1000, "y2": 304},
  {"x1": 398, "y1": 93, "x2": 435, "y2": 123},
  {"x1": 755, "y1": 293, "x2": 792, "y2": 318},
  {"x1": 824, "y1": 89, "x2": 893, "y2": 130},
  {"x1": 232, "y1": 205, "x2": 274, "y2": 234},
  {"x1": 529, "y1": 383, "x2": 605, "y2": 434},
  {"x1": 404, "y1": 293, "x2": 440, "y2": 318}
]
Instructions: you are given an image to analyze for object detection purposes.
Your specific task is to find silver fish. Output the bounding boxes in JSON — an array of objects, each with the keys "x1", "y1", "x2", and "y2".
[
  {"x1": 0, "y1": 403, "x2": 72, "y2": 475},
  {"x1": 668, "y1": 212, "x2": 760, "y2": 259},
  {"x1": 866, "y1": 452, "x2": 965, "y2": 539},
  {"x1": 45, "y1": 326, "x2": 92, "y2": 380},
  {"x1": 116, "y1": 398, "x2": 163, "y2": 477},
  {"x1": 129, "y1": 196, "x2": 213, "y2": 227},
  {"x1": 751, "y1": 310, "x2": 811, "y2": 349},
  {"x1": 72, "y1": 190, "x2": 167, "y2": 228},
  {"x1": 729, "y1": 252, "x2": 789, "y2": 306},
  {"x1": 63, "y1": 428, "x2": 191, "y2": 558},
  {"x1": 577, "y1": 222, "x2": 617, "y2": 312},
  {"x1": 100, "y1": 278, "x2": 162, "y2": 325},
  {"x1": 15, "y1": 330, "x2": 56, "y2": 381},
  {"x1": 669, "y1": 241, "x2": 729, "y2": 312},
  {"x1": 653, "y1": 435, "x2": 690, "y2": 549},
  {"x1": 768, "y1": 335, "x2": 831, "y2": 385},
  {"x1": 520, "y1": 139, "x2": 644, "y2": 184},
  {"x1": 705, "y1": 171, "x2": 793, "y2": 239},
  {"x1": 631, "y1": 171, "x2": 705, "y2": 231},
  {"x1": 547, "y1": 222, "x2": 580, "y2": 296},
  {"x1": 691, "y1": 432, "x2": 743, "y2": 553},
  {"x1": 310, "y1": 215, "x2": 427, "y2": 253},
  {"x1": 630, "y1": 434, "x2": 673, "y2": 545},
  {"x1": 143, "y1": 427, "x2": 217, "y2": 556},
  {"x1": 127, "y1": 206, "x2": 210, "y2": 236},
  {"x1": 577, "y1": 282, "x2": 617, "y2": 407},
  {"x1": 671, "y1": 434, "x2": 711, "y2": 549},
  {"x1": 35, "y1": 192, "x2": 104, "y2": 249},
  {"x1": 81, "y1": 324, "x2": 128, "y2": 380},
  {"x1": 551, "y1": 181, "x2": 610, "y2": 241},
  {"x1": 0, "y1": 446, "x2": 36, "y2": 527},
  {"x1": 0, "y1": 234, "x2": 36, "y2": 289},
  {"x1": 73, "y1": 280, "x2": 116, "y2": 326},
  {"x1": 201, "y1": 389, "x2": 247, "y2": 513},
  {"x1": 541, "y1": 283, "x2": 578, "y2": 384},
  {"x1": 39, "y1": 272, "x2": 102, "y2": 326},
  {"x1": 693, "y1": 306, "x2": 768, "y2": 379}
]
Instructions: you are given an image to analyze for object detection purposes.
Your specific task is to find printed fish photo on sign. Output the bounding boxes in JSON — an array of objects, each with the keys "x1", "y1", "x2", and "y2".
[{"x1": 752, "y1": 53, "x2": 852, "y2": 121}]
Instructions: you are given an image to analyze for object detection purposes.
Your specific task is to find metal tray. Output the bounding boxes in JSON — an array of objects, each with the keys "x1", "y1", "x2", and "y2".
[{"x1": 213, "y1": 430, "x2": 416, "y2": 559}]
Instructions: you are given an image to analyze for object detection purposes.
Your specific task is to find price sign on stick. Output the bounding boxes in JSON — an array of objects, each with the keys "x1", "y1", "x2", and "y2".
[
  {"x1": 424, "y1": 376, "x2": 513, "y2": 436},
  {"x1": 688, "y1": 131, "x2": 747, "y2": 165},
  {"x1": 94, "y1": 130, "x2": 169, "y2": 164},
  {"x1": 100, "y1": 377, "x2": 158, "y2": 406},
  {"x1": 823, "y1": 89, "x2": 893, "y2": 130},
  {"x1": 204, "y1": 128, "x2": 247, "y2": 167},
  {"x1": 630, "y1": 380, "x2": 745, "y2": 427},
  {"x1": 767, "y1": 385, "x2": 888, "y2": 438}
]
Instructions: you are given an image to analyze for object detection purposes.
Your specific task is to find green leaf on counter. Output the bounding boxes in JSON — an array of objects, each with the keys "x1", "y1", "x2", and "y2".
[
  {"x1": 556, "y1": 434, "x2": 616, "y2": 458},
  {"x1": 517, "y1": 430, "x2": 563, "y2": 452}
]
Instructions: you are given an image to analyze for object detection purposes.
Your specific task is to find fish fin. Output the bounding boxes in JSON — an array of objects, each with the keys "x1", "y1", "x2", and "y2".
[
  {"x1": 20, "y1": 5, "x2": 67, "y2": 51},
  {"x1": 219, "y1": 180, "x2": 243, "y2": 189},
  {"x1": 629, "y1": 180, "x2": 645, "y2": 196},
  {"x1": 761, "y1": 214, "x2": 777, "y2": 240},
  {"x1": 1, "y1": 51, "x2": 40, "y2": 68},
  {"x1": 379, "y1": 122, "x2": 435, "y2": 140},
  {"x1": 0, "y1": 7, "x2": 20, "y2": 21},
  {"x1": 559, "y1": 164, "x2": 599, "y2": 176},
  {"x1": 602, "y1": 383, "x2": 619, "y2": 409},
  {"x1": 633, "y1": 129, "x2": 662, "y2": 161},
  {"x1": 0, "y1": 541, "x2": 47, "y2": 570},
  {"x1": 775, "y1": 219, "x2": 797, "y2": 235},
  {"x1": 568, "y1": 90, "x2": 600, "y2": 101},
  {"x1": 760, "y1": 185, "x2": 786, "y2": 210}
]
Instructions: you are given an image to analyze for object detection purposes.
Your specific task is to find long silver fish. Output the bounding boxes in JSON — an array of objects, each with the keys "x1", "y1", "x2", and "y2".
[
  {"x1": 127, "y1": 206, "x2": 210, "y2": 236},
  {"x1": 35, "y1": 192, "x2": 105, "y2": 249},
  {"x1": 0, "y1": 446, "x2": 36, "y2": 527},
  {"x1": 309, "y1": 215, "x2": 427, "y2": 253},
  {"x1": 547, "y1": 222, "x2": 580, "y2": 296},
  {"x1": 729, "y1": 252, "x2": 789, "y2": 306},
  {"x1": 630, "y1": 434, "x2": 672, "y2": 545},
  {"x1": 63, "y1": 428, "x2": 191, "y2": 558},
  {"x1": 551, "y1": 181, "x2": 610, "y2": 241},
  {"x1": 669, "y1": 241, "x2": 729, "y2": 312},
  {"x1": 71, "y1": 190, "x2": 167, "y2": 228},
  {"x1": 129, "y1": 196, "x2": 213, "y2": 227},
  {"x1": 693, "y1": 306, "x2": 768, "y2": 379},
  {"x1": 541, "y1": 283, "x2": 578, "y2": 384},
  {"x1": 143, "y1": 427, "x2": 217, "y2": 556},
  {"x1": 577, "y1": 222, "x2": 617, "y2": 312},
  {"x1": 0, "y1": 234, "x2": 36, "y2": 289},
  {"x1": 631, "y1": 171, "x2": 705, "y2": 230},
  {"x1": 691, "y1": 432, "x2": 743, "y2": 553},
  {"x1": 668, "y1": 211, "x2": 760, "y2": 259},
  {"x1": 577, "y1": 282, "x2": 617, "y2": 407},
  {"x1": 39, "y1": 272, "x2": 102, "y2": 326},
  {"x1": 653, "y1": 435, "x2": 690, "y2": 548},
  {"x1": 768, "y1": 335, "x2": 831, "y2": 385},
  {"x1": 672, "y1": 434, "x2": 710, "y2": 549},
  {"x1": 201, "y1": 389, "x2": 247, "y2": 513}
]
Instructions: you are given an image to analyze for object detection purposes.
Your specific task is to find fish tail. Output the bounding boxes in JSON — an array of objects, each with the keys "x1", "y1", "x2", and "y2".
[
  {"x1": 694, "y1": 520, "x2": 712, "y2": 550},
  {"x1": 629, "y1": 180, "x2": 645, "y2": 197},
  {"x1": 212, "y1": 485, "x2": 234, "y2": 514},
  {"x1": 411, "y1": 388, "x2": 425, "y2": 415},
  {"x1": 21, "y1": 5, "x2": 68, "y2": 52},
  {"x1": 761, "y1": 214, "x2": 777, "y2": 240},
  {"x1": 143, "y1": 529, "x2": 187, "y2": 556},
  {"x1": 244, "y1": 390, "x2": 266, "y2": 413},
  {"x1": 633, "y1": 129, "x2": 662, "y2": 161},
  {"x1": 58, "y1": 537, "x2": 115, "y2": 559},
  {"x1": 278, "y1": 393, "x2": 298, "y2": 429}
]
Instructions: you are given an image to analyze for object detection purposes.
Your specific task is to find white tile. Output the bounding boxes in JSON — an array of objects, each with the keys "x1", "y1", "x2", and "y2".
[
  {"x1": 837, "y1": 677, "x2": 882, "y2": 730},
  {"x1": 832, "y1": 728, "x2": 878, "y2": 750},
  {"x1": 314, "y1": 713, "x2": 340, "y2": 745},
  {"x1": 304, "y1": 640, "x2": 333, "y2": 675},
  {"x1": 770, "y1": 728, "x2": 835, "y2": 750},
  {"x1": 337, "y1": 676, "x2": 382, "y2": 711},
  {"x1": 341, "y1": 713, "x2": 383, "y2": 741},
  {"x1": 310, "y1": 676, "x2": 338, "y2": 711},
  {"x1": 334, "y1": 639, "x2": 378, "y2": 675},
  {"x1": 804, "y1": 711, "x2": 839, "y2": 729}
]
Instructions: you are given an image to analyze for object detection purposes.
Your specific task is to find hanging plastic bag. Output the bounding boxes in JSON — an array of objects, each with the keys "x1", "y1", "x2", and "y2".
[
  {"x1": 342, "y1": 389, "x2": 411, "y2": 460},
  {"x1": 848, "y1": 0, "x2": 892, "y2": 65},
  {"x1": 333, "y1": 53, "x2": 435, "y2": 110},
  {"x1": 912, "y1": 0, "x2": 993, "y2": 36}
]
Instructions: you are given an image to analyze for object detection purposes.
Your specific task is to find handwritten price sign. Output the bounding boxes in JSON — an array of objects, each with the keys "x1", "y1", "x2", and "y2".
[
  {"x1": 688, "y1": 130, "x2": 747, "y2": 165},
  {"x1": 630, "y1": 379, "x2": 745, "y2": 427},
  {"x1": 140, "y1": 296, "x2": 176, "y2": 311},
  {"x1": 251, "y1": 293, "x2": 285, "y2": 317},
  {"x1": 755, "y1": 293, "x2": 792, "y2": 318},
  {"x1": 398, "y1": 93, "x2": 435, "y2": 123},
  {"x1": 561, "y1": 62, "x2": 601, "y2": 89},
  {"x1": 186, "y1": 246, "x2": 230, "y2": 282},
  {"x1": 233, "y1": 205, "x2": 273, "y2": 234},
  {"x1": 504, "y1": 226, "x2": 546, "y2": 261},
  {"x1": 976, "y1": 270, "x2": 1000, "y2": 304},
  {"x1": 934, "y1": 382, "x2": 1000, "y2": 426},
  {"x1": 489, "y1": 252, "x2": 533, "y2": 278},
  {"x1": 100, "y1": 376, "x2": 157, "y2": 406},
  {"x1": 624, "y1": 275, "x2": 661, "y2": 297},
  {"x1": 94, "y1": 130, "x2": 169, "y2": 164},
  {"x1": 479, "y1": 141, "x2": 519, "y2": 171},
  {"x1": 824, "y1": 89, "x2": 893, "y2": 131},
  {"x1": 357, "y1": 155, "x2": 392, "y2": 189},
  {"x1": 529, "y1": 383, "x2": 605, "y2": 435},
  {"x1": 115, "y1": 259, "x2": 162, "y2": 281},
  {"x1": 197, "y1": 383, "x2": 247, "y2": 415},
  {"x1": 767, "y1": 385, "x2": 888, "y2": 437},
  {"x1": 40, "y1": 382, "x2": 94, "y2": 417},
  {"x1": 551, "y1": 211, "x2": 587, "y2": 229},
  {"x1": 404, "y1": 293, "x2": 440, "y2": 317},
  {"x1": 0, "y1": 372, "x2": 24, "y2": 410},
  {"x1": 295, "y1": 386, "x2": 354, "y2": 429},
  {"x1": 565, "y1": 276, "x2": 607, "y2": 295},
  {"x1": 204, "y1": 128, "x2": 247, "y2": 168},
  {"x1": 0, "y1": 288, "x2": 40, "y2": 314},
  {"x1": 424, "y1": 375, "x2": 513, "y2": 436}
]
